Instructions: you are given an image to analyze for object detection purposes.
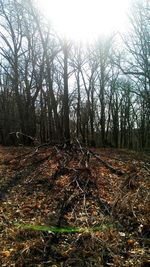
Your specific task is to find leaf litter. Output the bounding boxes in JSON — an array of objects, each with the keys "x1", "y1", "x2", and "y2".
[{"x1": 0, "y1": 144, "x2": 150, "y2": 266}]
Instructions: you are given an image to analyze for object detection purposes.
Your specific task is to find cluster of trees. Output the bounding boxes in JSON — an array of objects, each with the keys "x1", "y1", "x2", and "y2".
[{"x1": 0, "y1": 0, "x2": 150, "y2": 149}]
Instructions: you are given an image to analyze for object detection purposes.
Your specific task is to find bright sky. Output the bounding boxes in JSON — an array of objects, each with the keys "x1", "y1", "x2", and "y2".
[{"x1": 38, "y1": 0, "x2": 130, "y2": 41}]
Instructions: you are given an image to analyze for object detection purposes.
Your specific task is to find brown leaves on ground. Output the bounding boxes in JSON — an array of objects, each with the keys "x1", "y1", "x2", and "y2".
[{"x1": 0, "y1": 145, "x2": 150, "y2": 266}]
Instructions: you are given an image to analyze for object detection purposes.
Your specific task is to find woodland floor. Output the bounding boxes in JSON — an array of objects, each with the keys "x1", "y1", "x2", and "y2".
[{"x1": 0, "y1": 144, "x2": 150, "y2": 267}]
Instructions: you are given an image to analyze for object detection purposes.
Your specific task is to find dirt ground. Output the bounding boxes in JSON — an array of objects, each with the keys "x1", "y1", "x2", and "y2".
[{"x1": 0, "y1": 144, "x2": 150, "y2": 266}]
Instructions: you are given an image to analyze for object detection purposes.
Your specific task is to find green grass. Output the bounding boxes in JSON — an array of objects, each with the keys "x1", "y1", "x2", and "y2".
[{"x1": 15, "y1": 223, "x2": 114, "y2": 233}]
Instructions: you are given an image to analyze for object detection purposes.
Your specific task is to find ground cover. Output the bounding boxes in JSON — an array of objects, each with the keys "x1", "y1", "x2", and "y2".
[{"x1": 0, "y1": 144, "x2": 150, "y2": 266}]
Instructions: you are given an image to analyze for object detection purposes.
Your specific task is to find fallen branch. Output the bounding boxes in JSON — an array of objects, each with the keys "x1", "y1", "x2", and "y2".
[{"x1": 89, "y1": 149, "x2": 125, "y2": 175}]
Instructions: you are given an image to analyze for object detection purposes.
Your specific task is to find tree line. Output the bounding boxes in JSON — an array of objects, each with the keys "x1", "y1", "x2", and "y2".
[{"x1": 0, "y1": 0, "x2": 150, "y2": 149}]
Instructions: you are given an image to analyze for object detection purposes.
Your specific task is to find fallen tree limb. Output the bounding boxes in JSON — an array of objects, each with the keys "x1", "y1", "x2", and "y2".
[{"x1": 88, "y1": 149, "x2": 125, "y2": 175}]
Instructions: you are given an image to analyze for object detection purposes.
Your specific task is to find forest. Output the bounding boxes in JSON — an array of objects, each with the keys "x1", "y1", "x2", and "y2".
[
  {"x1": 0, "y1": 0, "x2": 149, "y2": 149},
  {"x1": 0, "y1": 0, "x2": 150, "y2": 266}
]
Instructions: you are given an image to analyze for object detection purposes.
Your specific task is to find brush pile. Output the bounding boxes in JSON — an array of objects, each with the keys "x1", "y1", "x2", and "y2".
[{"x1": 0, "y1": 142, "x2": 150, "y2": 266}]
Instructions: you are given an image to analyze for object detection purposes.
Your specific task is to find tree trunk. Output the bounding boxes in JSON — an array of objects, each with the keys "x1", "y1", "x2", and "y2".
[{"x1": 63, "y1": 43, "x2": 70, "y2": 144}]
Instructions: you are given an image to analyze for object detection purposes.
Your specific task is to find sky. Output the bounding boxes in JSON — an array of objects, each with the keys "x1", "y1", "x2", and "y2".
[{"x1": 38, "y1": 0, "x2": 131, "y2": 41}]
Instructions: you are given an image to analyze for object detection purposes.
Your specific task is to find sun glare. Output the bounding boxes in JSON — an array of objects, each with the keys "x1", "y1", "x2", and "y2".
[{"x1": 38, "y1": 0, "x2": 130, "y2": 41}]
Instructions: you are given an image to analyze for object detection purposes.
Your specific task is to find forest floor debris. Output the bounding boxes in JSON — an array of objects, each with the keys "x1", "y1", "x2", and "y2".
[{"x1": 0, "y1": 145, "x2": 150, "y2": 266}]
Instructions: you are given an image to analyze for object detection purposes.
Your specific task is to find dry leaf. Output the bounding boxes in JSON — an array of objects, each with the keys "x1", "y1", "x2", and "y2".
[
  {"x1": 127, "y1": 239, "x2": 136, "y2": 246},
  {"x1": 2, "y1": 250, "x2": 11, "y2": 257}
]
